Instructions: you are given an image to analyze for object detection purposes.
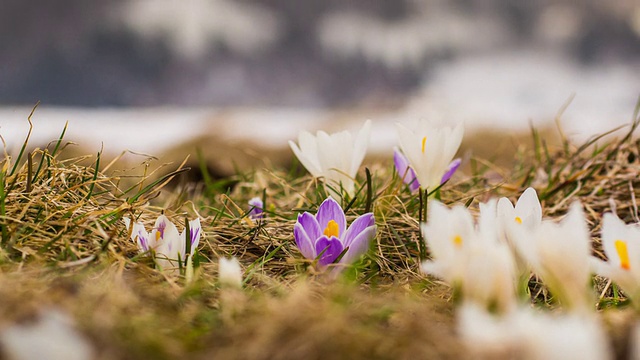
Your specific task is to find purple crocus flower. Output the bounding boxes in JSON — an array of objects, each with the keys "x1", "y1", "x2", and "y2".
[
  {"x1": 248, "y1": 197, "x2": 264, "y2": 219},
  {"x1": 393, "y1": 148, "x2": 461, "y2": 193},
  {"x1": 294, "y1": 197, "x2": 376, "y2": 267}
]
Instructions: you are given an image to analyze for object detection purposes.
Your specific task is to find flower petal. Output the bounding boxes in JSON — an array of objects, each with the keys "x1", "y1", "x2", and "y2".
[
  {"x1": 343, "y1": 213, "x2": 375, "y2": 248},
  {"x1": 316, "y1": 197, "x2": 346, "y2": 236},
  {"x1": 123, "y1": 217, "x2": 131, "y2": 230},
  {"x1": 187, "y1": 218, "x2": 201, "y2": 255},
  {"x1": 514, "y1": 187, "x2": 542, "y2": 227},
  {"x1": 154, "y1": 216, "x2": 180, "y2": 260},
  {"x1": 297, "y1": 212, "x2": 321, "y2": 240},
  {"x1": 394, "y1": 147, "x2": 420, "y2": 192},
  {"x1": 132, "y1": 222, "x2": 151, "y2": 252},
  {"x1": 315, "y1": 236, "x2": 344, "y2": 266},
  {"x1": 294, "y1": 222, "x2": 316, "y2": 260},
  {"x1": 340, "y1": 225, "x2": 376, "y2": 264},
  {"x1": 349, "y1": 120, "x2": 371, "y2": 177},
  {"x1": 289, "y1": 140, "x2": 321, "y2": 177},
  {"x1": 440, "y1": 158, "x2": 461, "y2": 184},
  {"x1": 248, "y1": 197, "x2": 264, "y2": 219}
]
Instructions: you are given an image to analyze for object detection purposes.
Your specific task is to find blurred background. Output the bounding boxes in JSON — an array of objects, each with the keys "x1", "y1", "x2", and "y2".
[{"x1": 1, "y1": 0, "x2": 640, "y2": 169}]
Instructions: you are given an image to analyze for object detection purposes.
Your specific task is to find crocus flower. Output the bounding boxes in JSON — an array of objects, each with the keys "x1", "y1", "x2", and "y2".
[
  {"x1": 248, "y1": 197, "x2": 264, "y2": 220},
  {"x1": 458, "y1": 304, "x2": 611, "y2": 360},
  {"x1": 124, "y1": 215, "x2": 202, "y2": 270},
  {"x1": 510, "y1": 202, "x2": 593, "y2": 311},
  {"x1": 396, "y1": 119, "x2": 463, "y2": 193},
  {"x1": 422, "y1": 200, "x2": 517, "y2": 313},
  {"x1": 294, "y1": 197, "x2": 376, "y2": 267},
  {"x1": 497, "y1": 187, "x2": 542, "y2": 236},
  {"x1": 289, "y1": 120, "x2": 371, "y2": 197},
  {"x1": 219, "y1": 257, "x2": 243, "y2": 288},
  {"x1": 491, "y1": 187, "x2": 543, "y2": 290},
  {"x1": 591, "y1": 212, "x2": 640, "y2": 305},
  {"x1": 393, "y1": 147, "x2": 461, "y2": 193}
]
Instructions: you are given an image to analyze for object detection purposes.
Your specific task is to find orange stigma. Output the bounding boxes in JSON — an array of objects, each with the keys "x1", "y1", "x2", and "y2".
[
  {"x1": 615, "y1": 240, "x2": 631, "y2": 270},
  {"x1": 323, "y1": 220, "x2": 340, "y2": 238}
]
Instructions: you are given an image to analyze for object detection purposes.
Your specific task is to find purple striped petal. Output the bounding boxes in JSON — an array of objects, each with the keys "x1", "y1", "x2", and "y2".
[
  {"x1": 440, "y1": 158, "x2": 461, "y2": 184},
  {"x1": 394, "y1": 148, "x2": 420, "y2": 192},
  {"x1": 316, "y1": 197, "x2": 346, "y2": 236},
  {"x1": 343, "y1": 213, "x2": 375, "y2": 248},
  {"x1": 154, "y1": 215, "x2": 172, "y2": 239},
  {"x1": 294, "y1": 222, "x2": 316, "y2": 260},
  {"x1": 393, "y1": 147, "x2": 410, "y2": 178},
  {"x1": 297, "y1": 212, "x2": 321, "y2": 240},
  {"x1": 315, "y1": 236, "x2": 344, "y2": 266},
  {"x1": 188, "y1": 218, "x2": 201, "y2": 255},
  {"x1": 340, "y1": 225, "x2": 376, "y2": 264},
  {"x1": 137, "y1": 229, "x2": 150, "y2": 252}
]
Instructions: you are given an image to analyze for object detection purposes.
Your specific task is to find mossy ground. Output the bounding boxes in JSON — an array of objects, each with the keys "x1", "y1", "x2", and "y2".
[{"x1": 1, "y1": 106, "x2": 639, "y2": 359}]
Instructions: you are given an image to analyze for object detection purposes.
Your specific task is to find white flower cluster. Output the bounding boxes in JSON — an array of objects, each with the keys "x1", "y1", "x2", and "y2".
[
  {"x1": 422, "y1": 187, "x2": 640, "y2": 358},
  {"x1": 289, "y1": 119, "x2": 463, "y2": 198}
]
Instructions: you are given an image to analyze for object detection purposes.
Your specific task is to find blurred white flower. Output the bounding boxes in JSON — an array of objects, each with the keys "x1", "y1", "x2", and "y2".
[
  {"x1": 497, "y1": 187, "x2": 543, "y2": 234},
  {"x1": 491, "y1": 187, "x2": 543, "y2": 285},
  {"x1": 396, "y1": 120, "x2": 463, "y2": 193},
  {"x1": 512, "y1": 202, "x2": 593, "y2": 311},
  {"x1": 219, "y1": 257, "x2": 243, "y2": 288},
  {"x1": 591, "y1": 212, "x2": 640, "y2": 305},
  {"x1": 0, "y1": 309, "x2": 94, "y2": 360},
  {"x1": 422, "y1": 200, "x2": 517, "y2": 313},
  {"x1": 289, "y1": 120, "x2": 371, "y2": 197},
  {"x1": 458, "y1": 304, "x2": 611, "y2": 360}
]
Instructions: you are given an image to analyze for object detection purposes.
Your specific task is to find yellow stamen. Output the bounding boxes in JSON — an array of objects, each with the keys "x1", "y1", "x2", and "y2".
[
  {"x1": 323, "y1": 220, "x2": 340, "y2": 238},
  {"x1": 156, "y1": 231, "x2": 161, "y2": 242},
  {"x1": 452, "y1": 235, "x2": 463, "y2": 247},
  {"x1": 421, "y1": 136, "x2": 427, "y2": 153},
  {"x1": 615, "y1": 240, "x2": 631, "y2": 270},
  {"x1": 515, "y1": 216, "x2": 522, "y2": 224}
]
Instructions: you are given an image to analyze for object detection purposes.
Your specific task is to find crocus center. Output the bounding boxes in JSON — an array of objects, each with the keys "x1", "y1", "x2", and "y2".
[
  {"x1": 421, "y1": 136, "x2": 427, "y2": 153},
  {"x1": 156, "y1": 221, "x2": 166, "y2": 241},
  {"x1": 515, "y1": 216, "x2": 522, "y2": 224},
  {"x1": 615, "y1": 239, "x2": 631, "y2": 270},
  {"x1": 451, "y1": 234, "x2": 463, "y2": 247},
  {"x1": 323, "y1": 220, "x2": 340, "y2": 238}
]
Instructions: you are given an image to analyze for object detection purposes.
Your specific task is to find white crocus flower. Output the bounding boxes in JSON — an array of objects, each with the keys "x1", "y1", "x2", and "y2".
[
  {"x1": 124, "y1": 215, "x2": 202, "y2": 271},
  {"x1": 396, "y1": 119, "x2": 463, "y2": 193},
  {"x1": 512, "y1": 202, "x2": 593, "y2": 311},
  {"x1": 422, "y1": 200, "x2": 517, "y2": 313},
  {"x1": 289, "y1": 120, "x2": 371, "y2": 197},
  {"x1": 421, "y1": 201, "x2": 475, "y2": 281},
  {"x1": 497, "y1": 187, "x2": 542, "y2": 236},
  {"x1": 591, "y1": 212, "x2": 640, "y2": 304},
  {"x1": 458, "y1": 304, "x2": 611, "y2": 360},
  {"x1": 219, "y1": 257, "x2": 243, "y2": 288},
  {"x1": 492, "y1": 187, "x2": 543, "y2": 292}
]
